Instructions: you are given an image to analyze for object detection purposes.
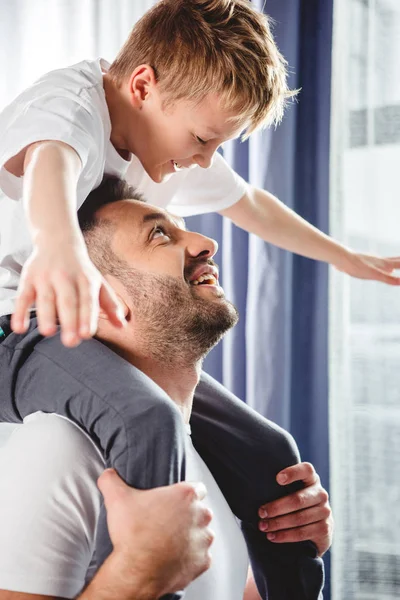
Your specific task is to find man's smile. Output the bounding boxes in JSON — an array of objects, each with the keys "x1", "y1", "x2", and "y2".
[{"x1": 187, "y1": 264, "x2": 219, "y2": 287}]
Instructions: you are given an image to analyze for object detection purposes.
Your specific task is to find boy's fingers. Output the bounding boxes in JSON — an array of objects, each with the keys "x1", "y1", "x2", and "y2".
[
  {"x1": 370, "y1": 264, "x2": 400, "y2": 285},
  {"x1": 78, "y1": 279, "x2": 98, "y2": 338},
  {"x1": 99, "y1": 282, "x2": 127, "y2": 327},
  {"x1": 36, "y1": 285, "x2": 57, "y2": 336},
  {"x1": 54, "y1": 275, "x2": 80, "y2": 347},
  {"x1": 12, "y1": 283, "x2": 36, "y2": 332}
]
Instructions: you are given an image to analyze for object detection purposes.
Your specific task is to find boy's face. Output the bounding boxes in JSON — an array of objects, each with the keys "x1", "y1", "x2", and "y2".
[{"x1": 126, "y1": 80, "x2": 246, "y2": 183}]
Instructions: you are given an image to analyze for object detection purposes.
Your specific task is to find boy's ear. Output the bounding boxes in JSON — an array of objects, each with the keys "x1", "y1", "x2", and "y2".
[{"x1": 128, "y1": 64, "x2": 158, "y2": 107}]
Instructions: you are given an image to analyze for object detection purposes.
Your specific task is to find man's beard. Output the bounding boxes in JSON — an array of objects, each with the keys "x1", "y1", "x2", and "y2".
[{"x1": 118, "y1": 267, "x2": 239, "y2": 366}]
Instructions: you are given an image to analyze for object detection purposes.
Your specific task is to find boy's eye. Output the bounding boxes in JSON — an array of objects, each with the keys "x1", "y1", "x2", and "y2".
[
  {"x1": 196, "y1": 136, "x2": 207, "y2": 146},
  {"x1": 152, "y1": 225, "x2": 170, "y2": 240}
]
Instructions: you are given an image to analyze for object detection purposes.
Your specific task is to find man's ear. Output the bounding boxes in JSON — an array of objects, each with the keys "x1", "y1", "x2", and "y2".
[{"x1": 128, "y1": 64, "x2": 158, "y2": 108}]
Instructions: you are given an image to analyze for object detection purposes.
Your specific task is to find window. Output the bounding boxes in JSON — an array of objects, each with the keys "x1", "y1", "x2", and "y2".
[{"x1": 330, "y1": 0, "x2": 400, "y2": 598}]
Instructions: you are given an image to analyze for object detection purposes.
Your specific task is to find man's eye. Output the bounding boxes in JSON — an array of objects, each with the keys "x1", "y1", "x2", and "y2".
[
  {"x1": 152, "y1": 225, "x2": 170, "y2": 240},
  {"x1": 196, "y1": 136, "x2": 207, "y2": 146}
]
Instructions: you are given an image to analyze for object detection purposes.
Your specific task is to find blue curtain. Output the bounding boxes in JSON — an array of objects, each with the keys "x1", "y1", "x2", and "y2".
[{"x1": 186, "y1": 0, "x2": 333, "y2": 597}]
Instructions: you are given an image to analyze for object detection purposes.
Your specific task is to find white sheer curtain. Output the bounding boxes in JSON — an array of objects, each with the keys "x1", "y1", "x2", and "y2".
[
  {"x1": 0, "y1": 0, "x2": 155, "y2": 444},
  {"x1": 0, "y1": 0, "x2": 155, "y2": 110},
  {"x1": 330, "y1": 0, "x2": 400, "y2": 598}
]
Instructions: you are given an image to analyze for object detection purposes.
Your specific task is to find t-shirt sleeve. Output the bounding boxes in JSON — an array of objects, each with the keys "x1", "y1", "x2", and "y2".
[
  {"x1": 0, "y1": 412, "x2": 105, "y2": 599},
  {"x1": 167, "y1": 151, "x2": 248, "y2": 217},
  {"x1": 0, "y1": 89, "x2": 102, "y2": 201}
]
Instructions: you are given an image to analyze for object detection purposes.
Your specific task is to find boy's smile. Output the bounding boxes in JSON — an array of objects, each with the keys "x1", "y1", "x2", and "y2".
[{"x1": 103, "y1": 66, "x2": 246, "y2": 184}]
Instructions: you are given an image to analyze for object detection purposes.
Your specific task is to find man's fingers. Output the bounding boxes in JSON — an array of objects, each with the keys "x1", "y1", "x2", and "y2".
[
  {"x1": 259, "y1": 505, "x2": 331, "y2": 533},
  {"x1": 276, "y1": 462, "x2": 318, "y2": 486},
  {"x1": 264, "y1": 521, "x2": 329, "y2": 547},
  {"x1": 259, "y1": 485, "x2": 328, "y2": 519},
  {"x1": 97, "y1": 468, "x2": 130, "y2": 507},
  {"x1": 187, "y1": 481, "x2": 208, "y2": 502},
  {"x1": 99, "y1": 282, "x2": 127, "y2": 328},
  {"x1": 11, "y1": 282, "x2": 36, "y2": 333}
]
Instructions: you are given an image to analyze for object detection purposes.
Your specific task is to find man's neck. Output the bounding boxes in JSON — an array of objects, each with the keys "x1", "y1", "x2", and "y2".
[
  {"x1": 130, "y1": 355, "x2": 202, "y2": 423},
  {"x1": 102, "y1": 340, "x2": 201, "y2": 424}
]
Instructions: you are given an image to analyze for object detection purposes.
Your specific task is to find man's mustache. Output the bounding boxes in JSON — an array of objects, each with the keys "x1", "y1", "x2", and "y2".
[{"x1": 184, "y1": 258, "x2": 218, "y2": 283}]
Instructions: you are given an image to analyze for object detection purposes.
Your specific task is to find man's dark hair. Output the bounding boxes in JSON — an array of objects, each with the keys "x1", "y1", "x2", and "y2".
[{"x1": 78, "y1": 176, "x2": 145, "y2": 276}]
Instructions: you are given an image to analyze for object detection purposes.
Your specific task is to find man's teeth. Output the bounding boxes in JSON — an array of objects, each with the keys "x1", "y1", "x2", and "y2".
[{"x1": 191, "y1": 274, "x2": 217, "y2": 285}]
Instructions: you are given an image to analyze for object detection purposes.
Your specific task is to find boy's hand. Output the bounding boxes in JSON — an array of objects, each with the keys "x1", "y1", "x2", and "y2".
[
  {"x1": 11, "y1": 239, "x2": 126, "y2": 346},
  {"x1": 335, "y1": 251, "x2": 400, "y2": 285},
  {"x1": 258, "y1": 462, "x2": 333, "y2": 557}
]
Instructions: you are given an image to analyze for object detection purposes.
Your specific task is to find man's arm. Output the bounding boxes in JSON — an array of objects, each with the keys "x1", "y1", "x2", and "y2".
[
  {"x1": 220, "y1": 186, "x2": 400, "y2": 285},
  {"x1": 0, "y1": 474, "x2": 212, "y2": 600},
  {"x1": 0, "y1": 415, "x2": 213, "y2": 600},
  {"x1": 243, "y1": 568, "x2": 262, "y2": 600}
]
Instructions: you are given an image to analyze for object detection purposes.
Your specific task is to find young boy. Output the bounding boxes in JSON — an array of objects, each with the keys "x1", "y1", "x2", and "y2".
[{"x1": 0, "y1": 0, "x2": 383, "y2": 597}]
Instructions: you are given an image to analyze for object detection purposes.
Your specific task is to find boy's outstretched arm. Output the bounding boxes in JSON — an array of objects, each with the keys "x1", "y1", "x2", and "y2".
[
  {"x1": 9, "y1": 141, "x2": 126, "y2": 346},
  {"x1": 220, "y1": 186, "x2": 400, "y2": 285}
]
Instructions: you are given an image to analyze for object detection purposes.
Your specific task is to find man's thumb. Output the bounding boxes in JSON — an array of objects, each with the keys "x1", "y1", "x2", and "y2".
[{"x1": 97, "y1": 468, "x2": 129, "y2": 506}]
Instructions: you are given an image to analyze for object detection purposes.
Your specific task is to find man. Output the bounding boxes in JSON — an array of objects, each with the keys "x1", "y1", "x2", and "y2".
[{"x1": 0, "y1": 178, "x2": 333, "y2": 599}]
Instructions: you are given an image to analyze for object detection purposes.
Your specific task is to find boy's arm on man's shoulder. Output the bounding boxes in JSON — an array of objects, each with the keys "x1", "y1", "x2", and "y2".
[{"x1": 4, "y1": 140, "x2": 81, "y2": 178}]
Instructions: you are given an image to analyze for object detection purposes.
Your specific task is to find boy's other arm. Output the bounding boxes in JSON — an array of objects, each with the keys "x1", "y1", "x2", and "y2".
[
  {"x1": 9, "y1": 140, "x2": 125, "y2": 344},
  {"x1": 220, "y1": 186, "x2": 400, "y2": 285}
]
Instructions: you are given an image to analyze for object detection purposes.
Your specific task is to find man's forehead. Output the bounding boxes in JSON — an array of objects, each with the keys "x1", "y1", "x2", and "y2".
[{"x1": 104, "y1": 199, "x2": 186, "y2": 231}]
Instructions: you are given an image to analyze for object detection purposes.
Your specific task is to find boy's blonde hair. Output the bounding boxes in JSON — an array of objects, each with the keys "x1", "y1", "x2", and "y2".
[{"x1": 109, "y1": 0, "x2": 298, "y2": 136}]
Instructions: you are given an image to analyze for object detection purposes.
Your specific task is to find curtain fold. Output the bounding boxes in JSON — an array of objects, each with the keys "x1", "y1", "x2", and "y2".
[{"x1": 187, "y1": 2, "x2": 334, "y2": 597}]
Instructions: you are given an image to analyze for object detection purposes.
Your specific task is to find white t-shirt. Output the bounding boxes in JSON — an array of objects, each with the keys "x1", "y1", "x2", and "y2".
[
  {"x1": 0, "y1": 58, "x2": 248, "y2": 317},
  {"x1": 0, "y1": 411, "x2": 249, "y2": 599}
]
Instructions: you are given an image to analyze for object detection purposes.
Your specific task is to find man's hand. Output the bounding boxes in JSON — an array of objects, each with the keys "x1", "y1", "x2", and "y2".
[
  {"x1": 257, "y1": 462, "x2": 333, "y2": 557},
  {"x1": 97, "y1": 469, "x2": 214, "y2": 598},
  {"x1": 334, "y1": 251, "x2": 400, "y2": 286}
]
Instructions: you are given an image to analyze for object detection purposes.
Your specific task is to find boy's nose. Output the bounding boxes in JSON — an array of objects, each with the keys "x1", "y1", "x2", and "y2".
[{"x1": 193, "y1": 148, "x2": 217, "y2": 170}]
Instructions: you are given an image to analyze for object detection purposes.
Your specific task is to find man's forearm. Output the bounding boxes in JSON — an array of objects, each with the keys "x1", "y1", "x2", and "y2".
[{"x1": 77, "y1": 552, "x2": 159, "y2": 600}]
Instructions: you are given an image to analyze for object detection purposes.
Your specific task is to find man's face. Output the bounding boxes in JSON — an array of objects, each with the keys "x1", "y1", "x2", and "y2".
[
  {"x1": 128, "y1": 87, "x2": 246, "y2": 184},
  {"x1": 101, "y1": 200, "x2": 238, "y2": 361}
]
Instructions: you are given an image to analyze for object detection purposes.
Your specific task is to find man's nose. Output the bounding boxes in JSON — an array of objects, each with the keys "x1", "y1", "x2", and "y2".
[{"x1": 185, "y1": 231, "x2": 218, "y2": 258}]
